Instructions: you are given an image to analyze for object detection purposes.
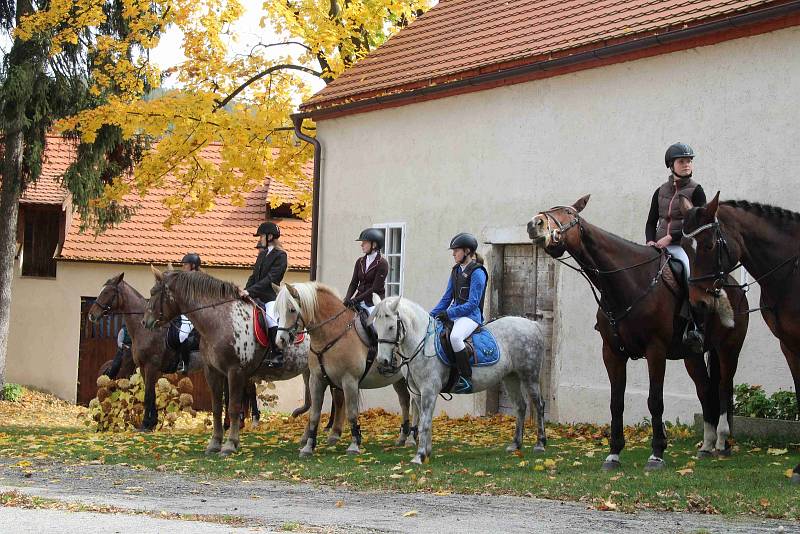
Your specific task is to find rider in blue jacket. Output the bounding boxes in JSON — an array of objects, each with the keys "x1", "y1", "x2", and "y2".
[{"x1": 430, "y1": 232, "x2": 488, "y2": 393}]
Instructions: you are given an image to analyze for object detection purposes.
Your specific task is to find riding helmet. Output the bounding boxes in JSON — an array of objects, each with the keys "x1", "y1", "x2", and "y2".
[
  {"x1": 664, "y1": 142, "x2": 695, "y2": 168},
  {"x1": 181, "y1": 252, "x2": 201, "y2": 269},
  {"x1": 357, "y1": 228, "x2": 385, "y2": 250},
  {"x1": 449, "y1": 232, "x2": 479, "y2": 252},
  {"x1": 253, "y1": 221, "x2": 281, "y2": 239}
]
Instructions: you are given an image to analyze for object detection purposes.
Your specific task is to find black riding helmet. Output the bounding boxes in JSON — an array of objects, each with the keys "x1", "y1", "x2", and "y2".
[
  {"x1": 181, "y1": 252, "x2": 201, "y2": 269},
  {"x1": 664, "y1": 142, "x2": 695, "y2": 168},
  {"x1": 253, "y1": 221, "x2": 280, "y2": 239},
  {"x1": 357, "y1": 228, "x2": 385, "y2": 251},
  {"x1": 449, "y1": 232, "x2": 478, "y2": 253}
]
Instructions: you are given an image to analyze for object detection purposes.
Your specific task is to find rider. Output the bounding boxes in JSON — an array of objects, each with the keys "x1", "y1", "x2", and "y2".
[
  {"x1": 104, "y1": 324, "x2": 131, "y2": 379},
  {"x1": 343, "y1": 228, "x2": 389, "y2": 314},
  {"x1": 239, "y1": 222, "x2": 288, "y2": 367},
  {"x1": 430, "y1": 233, "x2": 488, "y2": 393},
  {"x1": 175, "y1": 253, "x2": 202, "y2": 374},
  {"x1": 645, "y1": 142, "x2": 707, "y2": 351}
]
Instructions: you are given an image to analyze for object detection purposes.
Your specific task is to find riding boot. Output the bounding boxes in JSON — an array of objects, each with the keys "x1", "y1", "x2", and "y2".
[
  {"x1": 105, "y1": 347, "x2": 126, "y2": 379},
  {"x1": 267, "y1": 326, "x2": 284, "y2": 368},
  {"x1": 682, "y1": 311, "x2": 705, "y2": 355},
  {"x1": 452, "y1": 349, "x2": 473, "y2": 393}
]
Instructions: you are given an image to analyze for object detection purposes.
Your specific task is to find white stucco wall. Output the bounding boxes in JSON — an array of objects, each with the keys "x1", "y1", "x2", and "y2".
[
  {"x1": 7, "y1": 260, "x2": 309, "y2": 412},
  {"x1": 314, "y1": 26, "x2": 800, "y2": 423}
]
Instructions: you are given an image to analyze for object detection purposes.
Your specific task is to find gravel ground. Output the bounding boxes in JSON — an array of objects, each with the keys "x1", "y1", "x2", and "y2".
[{"x1": 0, "y1": 458, "x2": 797, "y2": 533}]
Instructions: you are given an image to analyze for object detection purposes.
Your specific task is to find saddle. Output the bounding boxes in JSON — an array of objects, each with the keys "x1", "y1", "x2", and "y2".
[
  {"x1": 435, "y1": 320, "x2": 501, "y2": 393},
  {"x1": 252, "y1": 304, "x2": 304, "y2": 349}
]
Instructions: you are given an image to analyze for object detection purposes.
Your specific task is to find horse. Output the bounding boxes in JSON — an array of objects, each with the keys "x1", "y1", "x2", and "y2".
[
  {"x1": 142, "y1": 267, "x2": 349, "y2": 455},
  {"x1": 98, "y1": 346, "x2": 136, "y2": 381},
  {"x1": 88, "y1": 273, "x2": 312, "y2": 430},
  {"x1": 681, "y1": 192, "x2": 800, "y2": 485},
  {"x1": 273, "y1": 282, "x2": 417, "y2": 457},
  {"x1": 527, "y1": 195, "x2": 749, "y2": 471},
  {"x1": 369, "y1": 294, "x2": 547, "y2": 464}
]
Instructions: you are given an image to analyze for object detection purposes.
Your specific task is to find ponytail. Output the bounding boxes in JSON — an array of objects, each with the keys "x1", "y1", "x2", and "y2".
[{"x1": 474, "y1": 251, "x2": 484, "y2": 265}]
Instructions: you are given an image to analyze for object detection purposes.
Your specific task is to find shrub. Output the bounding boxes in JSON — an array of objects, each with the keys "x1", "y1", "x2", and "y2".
[
  {"x1": 1, "y1": 383, "x2": 23, "y2": 402},
  {"x1": 734, "y1": 384, "x2": 798, "y2": 421}
]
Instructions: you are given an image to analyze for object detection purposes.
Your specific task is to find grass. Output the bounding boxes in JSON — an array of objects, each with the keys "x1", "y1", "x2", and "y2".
[{"x1": 0, "y1": 408, "x2": 798, "y2": 520}]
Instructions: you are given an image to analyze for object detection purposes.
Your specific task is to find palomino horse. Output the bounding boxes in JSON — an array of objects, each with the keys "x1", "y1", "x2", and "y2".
[
  {"x1": 89, "y1": 273, "x2": 310, "y2": 430},
  {"x1": 681, "y1": 193, "x2": 800, "y2": 484},
  {"x1": 528, "y1": 195, "x2": 749, "y2": 470},
  {"x1": 274, "y1": 282, "x2": 417, "y2": 457},
  {"x1": 142, "y1": 268, "x2": 343, "y2": 455},
  {"x1": 370, "y1": 294, "x2": 547, "y2": 464}
]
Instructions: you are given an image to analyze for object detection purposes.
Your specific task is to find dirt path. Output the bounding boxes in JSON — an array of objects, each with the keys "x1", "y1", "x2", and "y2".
[{"x1": 0, "y1": 458, "x2": 796, "y2": 533}]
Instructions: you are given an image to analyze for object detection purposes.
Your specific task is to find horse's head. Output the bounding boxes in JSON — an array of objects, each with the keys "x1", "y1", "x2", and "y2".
[
  {"x1": 88, "y1": 273, "x2": 125, "y2": 323},
  {"x1": 274, "y1": 283, "x2": 305, "y2": 349},
  {"x1": 142, "y1": 266, "x2": 181, "y2": 329},
  {"x1": 370, "y1": 294, "x2": 405, "y2": 377},
  {"x1": 680, "y1": 191, "x2": 736, "y2": 327},
  {"x1": 528, "y1": 195, "x2": 590, "y2": 257}
]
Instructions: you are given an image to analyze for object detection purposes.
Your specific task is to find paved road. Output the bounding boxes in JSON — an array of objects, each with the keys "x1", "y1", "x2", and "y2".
[{"x1": 0, "y1": 459, "x2": 797, "y2": 533}]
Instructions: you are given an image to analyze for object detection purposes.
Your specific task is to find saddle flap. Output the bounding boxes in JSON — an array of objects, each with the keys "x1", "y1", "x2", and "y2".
[
  {"x1": 354, "y1": 307, "x2": 376, "y2": 348},
  {"x1": 253, "y1": 305, "x2": 270, "y2": 348}
]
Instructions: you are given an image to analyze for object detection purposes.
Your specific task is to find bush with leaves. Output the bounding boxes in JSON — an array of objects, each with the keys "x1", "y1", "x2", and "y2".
[
  {"x1": 255, "y1": 380, "x2": 279, "y2": 409},
  {"x1": 84, "y1": 371, "x2": 196, "y2": 431},
  {"x1": 734, "y1": 384, "x2": 799, "y2": 421},
  {"x1": 1, "y1": 383, "x2": 23, "y2": 402}
]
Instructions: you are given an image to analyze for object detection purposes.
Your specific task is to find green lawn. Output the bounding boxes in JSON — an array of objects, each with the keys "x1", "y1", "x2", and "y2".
[{"x1": 1, "y1": 410, "x2": 798, "y2": 519}]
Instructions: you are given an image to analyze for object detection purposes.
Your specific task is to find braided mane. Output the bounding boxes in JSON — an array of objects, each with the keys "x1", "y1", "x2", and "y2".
[{"x1": 722, "y1": 200, "x2": 800, "y2": 227}]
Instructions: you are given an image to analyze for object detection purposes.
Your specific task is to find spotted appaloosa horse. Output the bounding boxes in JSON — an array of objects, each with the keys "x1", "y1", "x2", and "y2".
[
  {"x1": 682, "y1": 193, "x2": 800, "y2": 485},
  {"x1": 528, "y1": 195, "x2": 748, "y2": 471}
]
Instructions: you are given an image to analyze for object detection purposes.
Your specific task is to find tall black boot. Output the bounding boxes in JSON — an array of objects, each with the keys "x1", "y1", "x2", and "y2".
[
  {"x1": 105, "y1": 347, "x2": 126, "y2": 379},
  {"x1": 452, "y1": 349, "x2": 473, "y2": 393},
  {"x1": 267, "y1": 326, "x2": 284, "y2": 368}
]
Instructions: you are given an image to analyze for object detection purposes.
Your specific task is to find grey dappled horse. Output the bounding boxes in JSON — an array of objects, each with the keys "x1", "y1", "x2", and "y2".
[{"x1": 370, "y1": 294, "x2": 547, "y2": 464}]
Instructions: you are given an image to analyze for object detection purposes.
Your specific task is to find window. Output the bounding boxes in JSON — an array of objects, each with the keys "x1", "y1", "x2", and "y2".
[
  {"x1": 374, "y1": 223, "x2": 405, "y2": 297},
  {"x1": 21, "y1": 206, "x2": 60, "y2": 278}
]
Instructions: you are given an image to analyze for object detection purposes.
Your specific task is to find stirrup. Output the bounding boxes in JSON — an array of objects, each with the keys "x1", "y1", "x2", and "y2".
[
  {"x1": 682, "y1": 328, "x2": 705, "y2": 354},
  {"x1": 265, "y1": 351, "x2": 284, "y2": 368},
  {"x1": 453, "y1": 376, "x2": 473, "y2": 394},
  {"x1": 176, "y1": 360, "x2": 188, "y2": 374}
]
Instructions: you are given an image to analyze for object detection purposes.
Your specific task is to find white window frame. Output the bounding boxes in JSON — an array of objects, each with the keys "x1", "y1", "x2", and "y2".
[{"x1": 373, "y1": 222, "x2": 406, "y2": 297}]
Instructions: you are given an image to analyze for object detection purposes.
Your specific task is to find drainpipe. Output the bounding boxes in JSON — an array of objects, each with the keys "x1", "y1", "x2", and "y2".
[{"x1": 291, "y1": 112, "x2": 321, "y2": 281}]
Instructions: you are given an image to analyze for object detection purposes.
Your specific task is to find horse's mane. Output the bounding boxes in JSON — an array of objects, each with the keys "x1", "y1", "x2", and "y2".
[
  {"x1": 722, "y1": 200, "x2": 800, "y2": 227},
  {"x1": 165, "y1": 271, "x2": 239, "y2": 303},
  {"x1": 278, "y1": 282, "x2": 341, "y2": 324}
]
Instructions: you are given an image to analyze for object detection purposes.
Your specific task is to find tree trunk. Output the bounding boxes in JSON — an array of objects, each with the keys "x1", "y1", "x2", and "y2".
[{"x1": 0, "y1": 131, "x2": 24, "y2": 400}]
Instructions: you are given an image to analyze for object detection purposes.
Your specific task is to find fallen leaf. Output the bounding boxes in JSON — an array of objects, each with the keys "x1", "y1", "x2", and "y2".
[
  {"x1": 473, "y1": 470, "x2": 487, "y2": 477},
  {"x1": 760, "y1": 498, "x2": 770, "y2": 507},
  {"x1": 335, "y1": 500, "x2": 344, "y2": 508},
  {"x1": 389, "y1": 473, "x2": 403, "y2": 479},
  {"x1": 676, "y1": 468, "x2": 693, "y2": 476},
  {"x1": 767, "y1": 448, "x2": 788, "y2": 456},
  {"x1": 403, "y1": 510, "x2": 418, "y2": 517},
  {"x1": 543, "y1": 459, "x2": 556, "y2": 469}
]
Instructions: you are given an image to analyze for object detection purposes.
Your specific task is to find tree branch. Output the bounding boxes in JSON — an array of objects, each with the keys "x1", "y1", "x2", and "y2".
[{"x1": 213, "y1": 63, "x2": 322, "y2": 111}]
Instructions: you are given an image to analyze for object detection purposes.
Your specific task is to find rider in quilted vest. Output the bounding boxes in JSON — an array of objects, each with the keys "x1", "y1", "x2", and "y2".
[
  {"x1": 175, "y1": 253, "x2": 202, "y2": 373},
  {"x1": 430, "y1": 232, "x2": 488, "y2": 393},
  {"x1": 645, "y1": 142, "x2": 707, "y2": 352}
]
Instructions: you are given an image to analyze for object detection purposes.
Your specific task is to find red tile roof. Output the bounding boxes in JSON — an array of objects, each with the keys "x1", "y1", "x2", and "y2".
[
  {"x1": 303, "y1": 0, "x2": 794, "y2": 113},
  {"x1": 15, "y1": 136, "x2": 311, "y2": 270}
]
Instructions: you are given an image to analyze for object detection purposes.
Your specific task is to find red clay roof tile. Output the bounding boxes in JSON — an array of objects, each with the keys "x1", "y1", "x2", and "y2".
[{"x1": 303, "y1": 0, "x2": 785, "y2": 112}]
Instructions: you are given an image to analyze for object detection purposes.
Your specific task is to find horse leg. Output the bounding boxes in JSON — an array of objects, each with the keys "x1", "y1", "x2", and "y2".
[
  {"x1": 411, "y1": 384, "x2": 438, "y2": 465},
  {"x1": 292, "y1": 368, "x2": 312, "y2": 418},
  {"x1": 204, "y1": 366, "x2": 224, "y2": 454},
  {"x1": 392, "y1": 378, "x2": 413, "y2": 446},
  {"x1": 711, "y1": 348, "x2": 737, "y2": 455},
  {"x1": 502, "y1": 374, "x2": 525, "y2": 452},
  {"x1": 249, "y1": 383, "x2": 261, "y2": 428},
  {"x1": 139, "y1": 362, "x2": 159, "y2": 431},
  {"x1": 778, "y1": 340, "x2": 800, "y2": 484},
  {"x1": 220, "y1": 369, "x2": 246, "y2": 456},
  {"x1": 327, "y1": 387, "x2": 345, "y2": 445},
  {"x1": 299, "y1": 372, "x2": 326, "y2": 457},
  {"x1": 684, "y1": 355, "x2": 717, "y2": 457},
  {"x1": 523, "y1": 375, "x2": 547, "y2": 453},
  {"x1": 644, "y1": 352, "x2": 668, "y2": 471},
  {"x1": 343, "y1": 376, "x2": 363, "y2": 455},
  {"x1": 602, "y1": 343, "x2": 627, "y2": 470}
]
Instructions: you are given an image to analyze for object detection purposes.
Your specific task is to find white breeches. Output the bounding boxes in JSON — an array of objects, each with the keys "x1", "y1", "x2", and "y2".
[
  {"x1": 178, "y1": 315, "x2": 193, "y2": 343},
  {"x1": 666, "y1": 245, "x2": 690, "y2": 277},
  {"x1": 264, "y1": 301, "x2": 278, "y2": 328},
  {"x1": 359, "y1": 301, "x2": 375, "y2": 314},
  {"x1": 450, "y1": 317, "x2": 479, "y2": 352}
]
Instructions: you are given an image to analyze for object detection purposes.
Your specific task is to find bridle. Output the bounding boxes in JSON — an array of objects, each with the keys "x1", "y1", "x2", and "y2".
[
  {"x1": 682, "y1": 220, "x2": 736, "y2": 296},
  {"x1": 376, "y1": 310, "x2": 434, "y2": 381},
  {"x1": 536, "y1": 205, "x2": 582, "y2": 246},
  {"x1": 90, "y1": 285, "x2": 120, "y2": 321}
]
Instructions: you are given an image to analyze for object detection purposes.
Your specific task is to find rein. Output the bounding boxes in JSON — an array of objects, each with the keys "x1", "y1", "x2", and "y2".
[{"x1": 149, "y1": 280, "x2": 241, "y2": 327}]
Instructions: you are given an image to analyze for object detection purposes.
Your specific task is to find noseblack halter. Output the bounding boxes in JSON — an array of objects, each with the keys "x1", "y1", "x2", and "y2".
[{"x1": 682, "y1": 220, "x2": 736, "y2": 296}]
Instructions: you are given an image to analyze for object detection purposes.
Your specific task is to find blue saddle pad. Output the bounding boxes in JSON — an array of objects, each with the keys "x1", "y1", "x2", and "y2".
[{"x1": 434, "y1": 322, "x2": 501, "y2": 367}]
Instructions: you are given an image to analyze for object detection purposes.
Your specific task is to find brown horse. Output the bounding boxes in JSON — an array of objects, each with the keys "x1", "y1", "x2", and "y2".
[
  {"x1": 681, "y1": 193, "x2": 800, "y2": 484},
  {"x1": 89, "y1": 273, "x2": 313, "y2": 430},
  {"x1": 528, "y1": 195, "x2": 749, "y2": 471},
  {"x1": 274, "y1": 282, "x2": 417, "y2": 457},
  {"x1": 98, "y1": 347, "x2": 136, "y2": 381}
]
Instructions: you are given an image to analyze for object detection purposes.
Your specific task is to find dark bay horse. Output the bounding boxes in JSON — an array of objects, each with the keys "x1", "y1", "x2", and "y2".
[
  {"x1": 528, "y1": 195, "x2": 749, "y2": 471},
  {"x1": 681, "y1": 193, "x2": 800, "y2": 484},
  {"x1": 90, "y1": 273, "x2": 314, "y2": 432}
]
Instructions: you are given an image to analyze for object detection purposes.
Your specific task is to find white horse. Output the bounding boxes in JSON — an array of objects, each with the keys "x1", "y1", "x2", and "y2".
[{"x1": 370, "y1": 294, "x2": 547, "y2": 464}]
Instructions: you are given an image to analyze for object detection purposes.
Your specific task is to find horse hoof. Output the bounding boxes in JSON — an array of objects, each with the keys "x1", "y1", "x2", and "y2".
[
  {"x1": 346, "y1": 445, "x2": 361, "y2": 455},
  {"x1": 505, "y1": 444, "x2": 520, "y2": 453},
  {"x1": 645, "y1": 459, "x2": 665, "y2": 471},
  {"x1": 327, "y1": 435, "x2": 341, "y2": 446},
  {"x1": 135, "y1": 426, "x2": 155, "y2": 433},
  {"x1": 533, "y1": 444, "x2": 546, "y2": 454},
  {"x1": 696, "y1": 450, "x2": 714, "y2": 459},
  {"x1": 715, "y1": 447, "x2": 732, "y2": 458},
  {"x1": 411, "y1": 455, "x2": 424, "y2": 465},
  {"x1": 404, "y1": 437, "x2": 417, "y2": 447},
  {"x1": 791, "y1": 473, "x2": 800, "y2": 485},
  {"x1": 299, "y1": 448, "x2": 314, "y2": 458},
  {"x1": 205, "y1": 446, "x2": 222, "y2": 455},
  {"x1": 602, "y1": 460, "x2": 621, "y2": 471}
]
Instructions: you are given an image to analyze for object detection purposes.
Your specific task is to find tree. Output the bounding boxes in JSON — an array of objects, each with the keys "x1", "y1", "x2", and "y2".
[{"x1": 0, "y1": 0, "x2": 430, "y2": 397}]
